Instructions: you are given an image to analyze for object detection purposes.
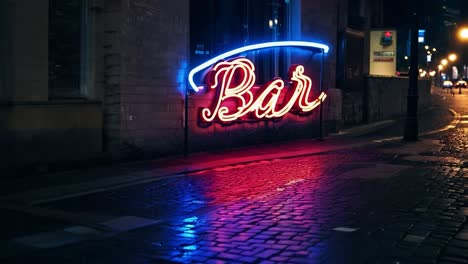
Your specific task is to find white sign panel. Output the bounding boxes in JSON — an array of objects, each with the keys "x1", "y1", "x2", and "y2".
[{"x1": 369, "y1": 30, "x2": 397, "y2": 76}]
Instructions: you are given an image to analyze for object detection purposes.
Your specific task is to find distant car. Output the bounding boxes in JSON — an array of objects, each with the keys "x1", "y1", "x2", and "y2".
[
  {"x1": 396, "y1": 71, "x2": 409, "y2": 76},
  {"x1": 442, "y1": 80, "x2": 453, "y2": 88},
  {"x1": 455, "y1": 80, "x2": 467, "y2": 88}
]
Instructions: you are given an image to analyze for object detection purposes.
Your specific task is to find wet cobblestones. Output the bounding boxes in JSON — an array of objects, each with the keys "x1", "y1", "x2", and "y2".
[
  {"x1": 3, "y1": 90, "x2": 468, "y2": 263},
  {"x1": 32, "y1": 140, "x2": 467, "y2": 263},
  {"x1": 5, "y1": 135, "x2": 468, "y2": 263}
]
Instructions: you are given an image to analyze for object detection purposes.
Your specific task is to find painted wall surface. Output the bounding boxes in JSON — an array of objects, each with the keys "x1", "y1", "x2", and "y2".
[
  {"x1": 0, "y1": 0, "x2": 104, "y2": 170},
  {"x1": 0, "y1": 102, "x2": 103, "y2": 168},
  {"x1": 301, "y1": 0, "x2": 338, "y2": 91},
  {"x1": 0, "y1": 1, "x2": 12, "y2": 99},
  {"x1": 369, "y1": 30, "x2": 397, "y2": 76},
  {"x1": 10, "y1": 0, "x2": 49, "y2": 101}
]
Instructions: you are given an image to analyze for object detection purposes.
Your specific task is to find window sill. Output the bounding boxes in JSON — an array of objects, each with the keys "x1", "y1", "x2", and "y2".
[{"x1": 0, "y1": 99, "x2": 102, "y2": 106}]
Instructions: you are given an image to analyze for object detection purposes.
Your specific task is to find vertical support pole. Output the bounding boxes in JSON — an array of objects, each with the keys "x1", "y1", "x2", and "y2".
[
  {"x1": 184, "y1": 86, "x2": 189, "y2": 157},
  {"x1": 404, "y1": 13, "x2": 419, "y2": 141},
  {"x1": 319, "y1": 50, "x2": 325, "y2": 141},
  {"x1": 80, "y1": 0, "x2": 94, "y2": 98}
]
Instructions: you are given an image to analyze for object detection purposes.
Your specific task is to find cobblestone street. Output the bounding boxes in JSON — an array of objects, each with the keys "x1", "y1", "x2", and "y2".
[{"x1": 2, "y1": 89, "x2": 468, "y2": 263}]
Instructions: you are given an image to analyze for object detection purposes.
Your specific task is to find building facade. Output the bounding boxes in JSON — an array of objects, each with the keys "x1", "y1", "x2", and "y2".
[
  {"x1": 0, "y1": 0, "x2": 102, "y2": 168},
  {"x1": 1, "y1": 0, "x2": 390, "y2": 169}
]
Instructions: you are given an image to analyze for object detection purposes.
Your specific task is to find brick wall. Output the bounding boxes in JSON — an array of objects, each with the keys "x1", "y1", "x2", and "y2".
[
  {"x1": 103, "y1": 0, "x2": 342, "y2": 158},
  {"x1": 102, "y1": 0, "x2": 124, "y2": 155},
  {"x1": 301, "y1": 0, "x2": 338, "y2": 91},
  {"x1": 118, "y1": 0, "x2": 189, "y2": 157}
]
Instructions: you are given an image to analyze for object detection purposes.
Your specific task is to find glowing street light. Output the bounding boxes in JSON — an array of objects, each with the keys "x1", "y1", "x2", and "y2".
[
  {"x1": 424, "y1": 45, "x2": 429, "y2": 50},
  {"x1": 448, "y1": 53, "x2": 457, "y2": 62},
  {"x1": 441, "y1": 59, "x2": 448, "y2": 66},
  {"x1": 438, "y1": 64, "x2": 443, "y2": 70},
  {"x1": 457, "y1": 27, "x2": 468, "y2": 41},
  {"x1": 268, "y1": 20, "x2": 274, "y2": 28}
]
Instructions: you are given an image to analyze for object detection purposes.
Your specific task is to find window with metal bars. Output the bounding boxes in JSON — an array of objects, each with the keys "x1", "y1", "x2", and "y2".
[{"x1": 48, "y1": 0, "x2": 92, "y2": 99}]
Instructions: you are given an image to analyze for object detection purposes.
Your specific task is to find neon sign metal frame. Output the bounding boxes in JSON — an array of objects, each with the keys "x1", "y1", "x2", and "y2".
[
  {"x1": 183, "y1": 41, "x2": 330, "y2": 154},
  {"x1": 188, "y1": 41, "x2": 330, "y2": 92}
]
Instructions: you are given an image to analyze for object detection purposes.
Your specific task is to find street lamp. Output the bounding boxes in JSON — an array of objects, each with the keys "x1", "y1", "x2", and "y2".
[
  {"x1": 446, "y1": 53, "x2": 461, "y2": 93},
  {"x1": 457, "y1": 27, "x2": 468, "y2": 42},
  {"x1": 448, "y1": 53, "x2": 457, "y2": 62},
  {"x1": 441, "y1": 59, "x2": 448, "y2": 66},
  {"x1": 456, "y1": 26, "x2": 468, "y2": 81},
  {"x1": 438, "y1": 64, "x2": 444, "y2": 86}
]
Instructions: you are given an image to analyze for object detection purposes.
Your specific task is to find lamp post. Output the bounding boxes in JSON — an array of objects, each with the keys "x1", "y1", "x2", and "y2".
[
  {"x1": 438, "y1": 64, "x2": 444, "y2": 86},
  {"x1": 441, "y1": 58, "x2": 448, "y2": 86},
  {"x1": 404, "y1": 12, "x2": 419, "y2": 141}
]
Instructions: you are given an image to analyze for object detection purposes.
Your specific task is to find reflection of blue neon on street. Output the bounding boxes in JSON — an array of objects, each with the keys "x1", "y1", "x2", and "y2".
[
  {"x1": 176, "y1": 216, "x2": 198, "y2": 239},
  {"x1": 176, "y1": 216, "x2": 199, "y2": 260},
  {"x1": 182, "y1": 245, "x2": 197, "y2": 251},
  {"x1": 188, "y1": 41, "x2": 330, "y2": 92},
  {"x1": 183, "y1": 216, "x2": 198, "y2": 223}
]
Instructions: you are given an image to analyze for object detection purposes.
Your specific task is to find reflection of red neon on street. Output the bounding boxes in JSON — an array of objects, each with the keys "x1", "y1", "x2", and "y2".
[{"x1": 200, "y1": 57, "x2": 326, "y2": 123}]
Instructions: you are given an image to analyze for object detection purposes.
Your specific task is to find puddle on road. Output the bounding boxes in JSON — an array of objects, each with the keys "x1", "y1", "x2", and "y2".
[
  {"x1": 402, "y1": 155, "x2": 461, "y2": 164},
  {"x1": 379, "y1": 139, "x2": 443, "y2": 155},
  {"x1": 338, "y1": 163, "x2": 413, "y2": 179}
]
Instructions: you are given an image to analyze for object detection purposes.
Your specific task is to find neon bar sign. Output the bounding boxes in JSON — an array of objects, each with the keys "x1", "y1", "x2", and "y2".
[
  {"x1": 200, "y1": 57, "x2": 326, "y2": 123},
  {"x1": 188, "y1": 41, "x2": 330, "y2": 124}
]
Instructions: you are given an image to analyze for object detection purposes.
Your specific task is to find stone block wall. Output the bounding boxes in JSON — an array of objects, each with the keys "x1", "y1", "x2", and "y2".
[
  {"x1": 324, "y1": 88, "x2": 343, "y2": 131},
  {"x1": 101, "y1": 0, "x2": 124, "y2": 155},
  {"x1": 342, "y1": 91, "x2": 364, "y2": 126},
  {"x1": 116, "y1": 0, "x2": 189, "y2": 157},
  {"x1": 365, "y1": 76, "x2": 432, "y2": 123}
]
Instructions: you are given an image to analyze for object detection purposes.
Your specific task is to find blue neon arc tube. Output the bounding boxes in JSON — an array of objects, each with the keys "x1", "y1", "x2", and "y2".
[{"x1": 188, "y1": 41, "x2": 330, "y2": 92}]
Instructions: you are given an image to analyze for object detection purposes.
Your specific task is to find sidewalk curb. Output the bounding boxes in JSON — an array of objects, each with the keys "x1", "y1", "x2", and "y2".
[
  {"x1": 0, "y1": 140, "x2": 384, "y2": 206},
  {"x1": 0, "y1": 107, "x2": 458, "y2": 206}
]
